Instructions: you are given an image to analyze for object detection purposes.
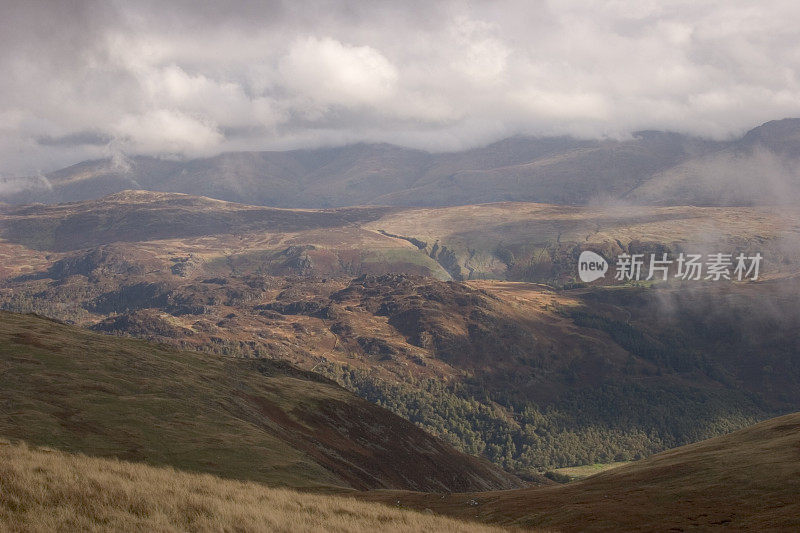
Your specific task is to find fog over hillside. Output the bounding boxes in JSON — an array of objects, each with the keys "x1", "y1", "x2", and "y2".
[{"x1": 4, "y1": 119, "x2": 800, "y2": 207}]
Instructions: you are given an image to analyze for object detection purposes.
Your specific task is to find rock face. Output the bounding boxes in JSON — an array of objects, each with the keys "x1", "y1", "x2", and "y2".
[
  {"x1": 46, "y1": 245, "x2": 155, "y2": 279},
  {"x1": 332, "y1": 274, "x2": 534, "y2": 366}
]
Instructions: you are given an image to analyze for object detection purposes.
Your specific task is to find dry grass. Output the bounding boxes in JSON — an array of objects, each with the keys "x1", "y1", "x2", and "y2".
[
  {"x1": 0, "y1": 440, "x2": 509, "y2": 533},
  {"x1": 550, "y1": 461, "x2": 629, "y2": 481}
]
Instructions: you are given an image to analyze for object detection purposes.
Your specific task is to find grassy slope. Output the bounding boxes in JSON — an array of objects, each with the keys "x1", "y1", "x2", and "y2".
[
  {"x1": 0, "y1": 440, "x2": 508, "y2": 533},
  {"x1": 0, "y1": 311, "x2": 520, "y2": 492},
  {"x1": 360, "y1": 412, "x2": 800, "y2": 531},
  {"x1": 550, "y1": 461, "x2": 628, "y2": 481},
  {"x1": 0, "y1": 190, "x2": 451, "y2": 279}
]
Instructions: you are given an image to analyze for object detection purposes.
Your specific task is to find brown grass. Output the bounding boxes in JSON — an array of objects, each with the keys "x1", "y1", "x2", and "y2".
[
  {"x1": 0, "y1": 439, "x2": 510, "y2": 533},
  {"x1": 359, "y1": 412, "x2": 800, "y2": 531}
]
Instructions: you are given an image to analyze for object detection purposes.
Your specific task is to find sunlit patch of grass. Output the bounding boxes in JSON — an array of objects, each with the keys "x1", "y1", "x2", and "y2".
[
  {"x1": 0, "y1": 440, "x2": 507, "y2": 532},
  {"x1": 550, "y1": 461, "x2": 630, "y2": 481}
]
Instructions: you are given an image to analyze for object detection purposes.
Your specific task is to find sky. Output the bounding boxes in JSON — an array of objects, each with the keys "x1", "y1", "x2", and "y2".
[{"x1": 2, "y1": 0, "x2": 800, "y2": 176}]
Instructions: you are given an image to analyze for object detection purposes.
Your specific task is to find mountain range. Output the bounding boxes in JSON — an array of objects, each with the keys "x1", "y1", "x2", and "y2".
[{"x1": 4, "y1": 118, "x2": 800, "y2": 208}]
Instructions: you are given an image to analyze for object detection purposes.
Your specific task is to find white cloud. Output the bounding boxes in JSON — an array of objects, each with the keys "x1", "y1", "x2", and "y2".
[
  {"x1": 448, "y1": 17, "x2": 510, "y2": 83},
  {"x1": 1, "y1": 0, "x2": 800, "y2": 175},
  {"x1": 112, "y1": 109, "x2": 223, "y2": 156},
  {"x1": 280, "y1": 36, "x2": 398, "y2": 108}
]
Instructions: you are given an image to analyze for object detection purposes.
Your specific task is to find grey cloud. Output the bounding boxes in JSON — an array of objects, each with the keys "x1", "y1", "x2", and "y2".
[
  {"x1": 36, "y1": 131, "x2": 113, "y2": 147},
  {"x1": 2, "y1": 0, "x2": 800, "y2": 176}
]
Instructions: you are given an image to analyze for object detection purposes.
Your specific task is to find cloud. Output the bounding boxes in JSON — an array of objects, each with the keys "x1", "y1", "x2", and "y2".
[
  {"x1": 1, "y1": 0, "x2": 800, "y2": 175},
  {"x1": 112, "y1": 109, "x2": 224, "y2": 156},
  {"x1": 280, "y1": 37, "x2": 398, "y2": 109},
  {"x1": 0, "y1": 175, "x2": 52, "y2": 197},
  {"x1": 36, "y1": 131, "x2": 112, "y2": 147},
  {"x1": 447, "y1": 17, "x2": 510, "y2": 83}
]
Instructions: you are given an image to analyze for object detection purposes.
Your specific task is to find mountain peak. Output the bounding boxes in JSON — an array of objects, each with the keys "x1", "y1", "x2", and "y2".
[{"x1": 740, "y1": 117, "x2": 800, "y2": 152}]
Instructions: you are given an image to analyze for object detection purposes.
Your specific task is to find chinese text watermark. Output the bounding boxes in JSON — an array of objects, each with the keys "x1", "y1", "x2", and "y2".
[{"x1": 578, "y1": 251, "x2": 762, "y2": 283}]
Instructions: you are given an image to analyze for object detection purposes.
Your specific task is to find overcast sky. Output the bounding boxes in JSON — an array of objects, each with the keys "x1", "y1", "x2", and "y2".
[{"x1": 2, "y1": 0, "x2": 800, "y2": 176}]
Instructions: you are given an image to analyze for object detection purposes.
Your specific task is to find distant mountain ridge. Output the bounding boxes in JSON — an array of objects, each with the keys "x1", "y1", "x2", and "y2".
[{"x1": 4, "y1": 119, "x2": 800, "y2": 207}]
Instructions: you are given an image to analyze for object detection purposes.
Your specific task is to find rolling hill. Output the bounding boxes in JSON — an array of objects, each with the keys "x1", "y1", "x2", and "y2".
[
  {"x1": 2, "y1": 190, "x2": 798, "y2": 283},
  {"x1": 3, "y1": 400, "x2": 798, "y2": 531},
  {"x1": 2, "y1": 192, "x2": 799, "y2": 477},
  {"x1": 359, "y1": 411, "x2": 800, "y2": 531},
  {"x1": 6, "y1": 118, "x2": 800, "y2": 208},
  {"x1": 0, "y1": 311, "x2": 521, "y2": 492}
]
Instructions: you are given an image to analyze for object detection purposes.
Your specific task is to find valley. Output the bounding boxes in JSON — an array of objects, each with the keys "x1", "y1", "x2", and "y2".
[
  {"x1": 2, "y1": 192, "x2": 798, "y2": 478},
  {"x1": 358, "y1": 411, "x2": 800, "y2": 531},
  {"x1": 0, "y1": 311, "x2": 520, "y2": 492},
  {"x1": 1, "y1": 309, "x2": 797, "y2": 531},
  {"x1": 4, "y1": 3, "x2": 799, "y2": 529}
]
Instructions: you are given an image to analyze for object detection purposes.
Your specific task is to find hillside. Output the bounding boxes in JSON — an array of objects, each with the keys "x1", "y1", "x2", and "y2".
[
  {"x1": 360, "y1": 411, "x2": 800, "y2": 531},
  {"x1": 0, "y1": 311, "x2": 521, "y2": 492},
  {"x1": 2, "y1": 190, "x2": 798, "y2": 283},
  {"x1": 7, "y1": 119, "x2": 800, "y2": 208},
  {"x1": 0, "y1": 190, "x2": 449, "y2": 279},
  {"x1": 0, "y1": 440, "x2": 506, "y2": 533},
  {"x1": 2, "y1": 193, "x2": 799, "y2": 476},
  {"x1": 0, "y1": 190, "x2": 394, "y2": 252},
  {"x1": 629, "y1": 118, "x2": 800, "y2": 205},
  {"x1": 4, "y1": 266, "x2": 798, "y2": 474}
]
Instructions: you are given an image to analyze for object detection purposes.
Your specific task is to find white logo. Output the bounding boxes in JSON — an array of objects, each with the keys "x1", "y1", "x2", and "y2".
[{"x1": 578, "y1": 251, "x2": 608, "y2": 282}]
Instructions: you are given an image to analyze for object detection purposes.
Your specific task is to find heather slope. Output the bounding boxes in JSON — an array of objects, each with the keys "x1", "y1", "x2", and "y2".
[{"x1": 0, "y1": 311, "x2": 521, "y2": 492}]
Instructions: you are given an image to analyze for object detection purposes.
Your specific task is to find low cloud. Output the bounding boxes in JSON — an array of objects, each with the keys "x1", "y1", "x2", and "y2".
[
  {"x1": 36, "y1": 131, "x2": 113, "y2": 147},
  {"x1": 2, "y1": 0, "x2": 800, "y2": 175},
  {"x1": 112, "y1": 109, "x2": 225, "y2": 157},
  {"x1": 280, "y1": 37, "x2": 399, "y2": 110},
  {"x1": 0, "y1": 175, "x2": 52, "y2": 197}
]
